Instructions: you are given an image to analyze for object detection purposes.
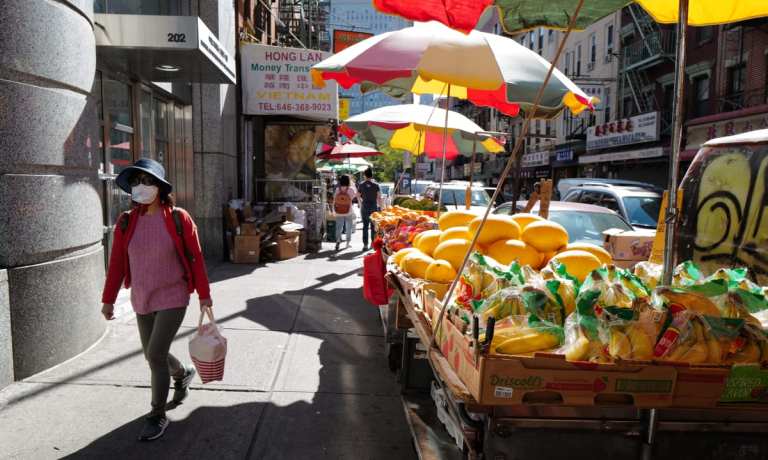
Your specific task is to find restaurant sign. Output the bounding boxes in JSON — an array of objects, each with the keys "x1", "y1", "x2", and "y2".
[
  {"x1": 587, "y1": 112, "x2": 659, "y2": 151},
  {"x1": 241, "y1": 43, "x2": 338, "y2": 120},
  {"x1": 686, "y1": 112, "x2": 768, "y2": 151}
]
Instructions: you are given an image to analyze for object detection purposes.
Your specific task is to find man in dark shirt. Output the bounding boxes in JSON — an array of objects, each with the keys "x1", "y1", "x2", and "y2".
[{"x1": 357, "y1": 168, "x2": 381, "y2": 251}]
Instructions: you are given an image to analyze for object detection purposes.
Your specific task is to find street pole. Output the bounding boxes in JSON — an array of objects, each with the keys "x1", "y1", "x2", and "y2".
[
  {"x1": 661, "y1": 0, "x2": 689, "y2": 286},
  {"x1": 437, "y1": 85, "x2": 451, "y2": 217}
]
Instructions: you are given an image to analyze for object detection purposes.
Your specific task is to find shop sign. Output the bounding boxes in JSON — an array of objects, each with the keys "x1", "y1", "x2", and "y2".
[
  {"x1": 521, "y1": 150, "x2": 550, "y2": 168},
  {"x1": 333, "y1": 29, "x2": 374, "y2": 53},
  {"x1": 586, "y1": 112, "x2": 659, "y2": 151},
  {"x1": 686, "y1": 112, "x2": 768, "y2": 151},
  {"x1": 556, "y1": 148, "x2": 574, "y2": 162},
  {"x1": 241, "y1": 43, "x2": 338, "y2": 120},
  {"x1": 339, "y1": 99, "x2": 350, "y2": 120},
  {"x1": 579, "y1": 147, "x2": 665, "y2": 164},
  {"x1": 415, "y1": 163, "x2": 430, "y2": 173}
]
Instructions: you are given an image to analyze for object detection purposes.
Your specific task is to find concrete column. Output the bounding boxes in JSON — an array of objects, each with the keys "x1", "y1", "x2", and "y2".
[
  {"x1": 0, "y1": 270, "x2": 12, "y2": 389},
  {"x1": 192, "y1": 0, "x2": 238, "y2": 260},
  {"x1": 0, "y1": 0, "x2": 105, "y2": 379}
]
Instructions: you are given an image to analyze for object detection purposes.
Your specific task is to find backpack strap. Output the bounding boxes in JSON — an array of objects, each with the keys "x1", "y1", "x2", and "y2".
[
  {"x1": 172, "y1": 208, "x2": 195, "y2": 264},
  {"x1": 118, "y1": 211, "x2": 131, "y2": 233}
]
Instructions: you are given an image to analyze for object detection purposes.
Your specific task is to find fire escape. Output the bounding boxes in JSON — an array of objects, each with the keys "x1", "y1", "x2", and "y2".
[
  {"x1": 277, "y1": 0, "x2": 330, "y2": 51},
  {"x1": 618, "y1": 4, "x2": 676, "y2": 129}
]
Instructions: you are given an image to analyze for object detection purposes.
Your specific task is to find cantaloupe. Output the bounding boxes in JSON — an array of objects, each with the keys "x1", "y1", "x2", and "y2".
[
  {"x1": 487, "y1": 239, "x2": 540, "y2": 267},
  {"x1": 522, "y1": 220, "x2": 569, "y2": 253},
  {"x1": 468, "y1": 215, "x2": 521, "y2": 246},
  {"x1": 551, "y1": 250, "x2": 601, "y2": 282},
  {"x1": 401, "y1": 252, "x2": 435, "y2": 279},
  {"x1": 438, "y1": 210, "x2": 479, "y2": 230},
  {"x1": 565, "y1": 242, "x2": 612, "y2": 265},
  {"x1": 510, "y1": 213, "x2": 545, "y2": 231},
  {"x1": 425, "y1": 259, "x2": 457, "y2": 283},
  {"x1": 392, "y1": 247, "x2": 419, "y2": 267},
  {"x1": 439, "y1": 226, "x2": 472, "y2": 243},
  {"x1": 415, "y1": 229, "x2": 442, "y2": 256},
  {"x1": 433, "y1": 239, "x2": 473, "y2": 271}
]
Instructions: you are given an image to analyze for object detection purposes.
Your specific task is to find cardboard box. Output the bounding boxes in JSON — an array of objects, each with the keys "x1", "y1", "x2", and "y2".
[
  {"x1": 240, "y1": 222, "x2": 259, "y2": 236},
  {"x1": 272, "y1": 234, "x2": 299, "y2": 260},
  {"x1": 435, "y1": 315, "x2": 677, "y2": 407},
  {"x1": 226, "y1": 207, "x2": 240, "y2": 230},
  {"x1": 603, "y1": 228, "x2": 655, "y2": 268},
  {"x1": 232, "y1": 235, "x2": 260, "y2": 264}
]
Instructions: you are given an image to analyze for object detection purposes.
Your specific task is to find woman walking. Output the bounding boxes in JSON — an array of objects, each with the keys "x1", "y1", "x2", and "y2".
[
  {"x1": 101, "y1": 158, "x2": 212, "y2": 441},
  {"x1": 333, "y1": 174, "x2": 357, "y2": 251}
]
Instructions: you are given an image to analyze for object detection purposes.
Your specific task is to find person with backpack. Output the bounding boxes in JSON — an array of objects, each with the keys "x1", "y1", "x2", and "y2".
[
  {"x1": 358, "y1": 168, "x2": 382, "y2": 252},
  {"x1": 333, "y1": 174, "x2": 357, "y2": 251},
  {"x1": 100, "y1": 158, "x2": 212, "y2": 442}
]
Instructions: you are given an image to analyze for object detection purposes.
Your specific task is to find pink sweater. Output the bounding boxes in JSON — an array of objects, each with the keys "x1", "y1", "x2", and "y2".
[{"x1": 127, "y1": 210, "x2": 190, "y2": 315}]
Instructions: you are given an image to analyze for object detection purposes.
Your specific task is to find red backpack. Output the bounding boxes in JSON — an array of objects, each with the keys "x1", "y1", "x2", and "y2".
[{"x1": 334, "y1": 188, "x2": 352, "y2": 214}]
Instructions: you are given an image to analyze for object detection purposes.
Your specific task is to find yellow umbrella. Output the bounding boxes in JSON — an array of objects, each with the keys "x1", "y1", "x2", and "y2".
[{"x1": 636, "y1": 0, "x2": 768, "y2": 25}]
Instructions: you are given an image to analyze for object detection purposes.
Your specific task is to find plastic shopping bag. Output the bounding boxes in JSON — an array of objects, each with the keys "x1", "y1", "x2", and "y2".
[
  {"x1": 189, "y1": 307, "x2": 227, "y2": 383},
  {"x1": 363, "y1": 247, "x2": 391, "y2": 306}
]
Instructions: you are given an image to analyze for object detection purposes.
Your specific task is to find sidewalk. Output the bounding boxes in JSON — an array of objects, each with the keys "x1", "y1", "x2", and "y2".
[{"x1": 0, "y1": 222, "x2": 415, "y2": 459}]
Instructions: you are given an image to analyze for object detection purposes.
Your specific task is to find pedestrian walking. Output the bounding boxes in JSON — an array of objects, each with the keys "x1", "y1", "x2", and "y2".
[
  {"x1": 333, "y1": 174, "x2": 357, "y2": 251},
  {"x1": 100, "y1": 158, "x2": 212, "y2": 442},
  {"x1": 358, "y1": 168, "x2": 382, "y2": 252}
]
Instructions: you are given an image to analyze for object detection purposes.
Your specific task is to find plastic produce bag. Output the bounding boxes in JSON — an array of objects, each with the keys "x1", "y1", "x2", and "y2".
[
  {"x1": 363, "y1": 246, "x2": 392, "y2": 306},
  {"x1": 189, "y1": 307, "x2": 228, "y2": 383},
  {"x1": 487, "y1": 315, "x2": 563, "y2": 356},
  {"x1": 455, "y1": 253, "x2": 518, "y2": 310},
  {"x1": 562, "y1": 266, "x2": 660, "y2": 363}
]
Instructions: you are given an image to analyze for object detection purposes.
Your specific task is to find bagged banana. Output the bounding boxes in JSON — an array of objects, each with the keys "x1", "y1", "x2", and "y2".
[
  {"x1": 537, "y1": 262, "x2": 578, "y2": 315},
  {"x1": 455, "y1": 252, "x2": 519, "y2": 311},
  {"x1": 633, "y1": 261, "x2": 663, "y2": 290},
  {"x1": 488, "y1": 315, "x2": 563, "y2": 356},
  {"x1": 562, "y1": 266, "x2": 661, "y2": 363}
]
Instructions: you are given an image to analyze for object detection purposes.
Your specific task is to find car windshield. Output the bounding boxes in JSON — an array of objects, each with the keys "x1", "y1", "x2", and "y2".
[
  {"x1": 622, "y1": 196, "x2": 661, "y2": 228},
  {"x1": 548, "y1": 210, "x2": 633, "y2": 245},
  {"x1": 438, "y1": 189, "x2": 491, "y2": 207}
]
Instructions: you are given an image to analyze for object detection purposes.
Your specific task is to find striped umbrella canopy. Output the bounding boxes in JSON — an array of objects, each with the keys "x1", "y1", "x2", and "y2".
[
  {"x1": 317, "y1": 156, "x2": 373, "y2": 173},
  {"x1": 372, "y1": 0, "x2": 768, "y2": 34},
  {"x1": 343, "y1": 104, "x2": 504, "y2": 161},
  {"x1": 317, "y1": 142, "x2": 383, "y2": 160},
  {"x1": 311, "y1": 21, "x2": 595, "y2": 119}
]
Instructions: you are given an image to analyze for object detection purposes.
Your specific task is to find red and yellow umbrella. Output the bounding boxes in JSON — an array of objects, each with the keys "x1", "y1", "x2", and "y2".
[{"x1": 311, "y1": 21, "x2": 596, "y2": 119}]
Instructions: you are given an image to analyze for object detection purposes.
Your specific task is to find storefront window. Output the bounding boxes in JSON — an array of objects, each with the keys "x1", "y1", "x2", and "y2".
[
  {"x1": 155, "y1": 99, "x2": 169, "y2": 167},
  {"x1": 139, "y1": 91, "x2": 153, "y2": 159},
  {"x1": 95, "y1": 0, "x2": 184, "y2": 14}
]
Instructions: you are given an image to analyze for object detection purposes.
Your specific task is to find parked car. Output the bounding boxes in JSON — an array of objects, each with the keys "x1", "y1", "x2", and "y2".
[
  {"x1": 493, "y1": 201, "x2": 635, "y2": 247},
  {"x1": 423, "y1": 182, "x2": 493, "y2": 214},
  {"x1": 556, "y1": 178, "x2": 660, "y2": 199},
  {"x1": 562, "y1": 183, "x2": 662, "y2": 230}
]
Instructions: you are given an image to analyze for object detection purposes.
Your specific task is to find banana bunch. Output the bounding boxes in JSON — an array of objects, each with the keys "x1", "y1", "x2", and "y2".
[
  {"x1": 492, "y1": 326, "x2": 560, "y2": 355},
  {"x1": 478, "y1": 288, "x2": 527, "y2": 325}
]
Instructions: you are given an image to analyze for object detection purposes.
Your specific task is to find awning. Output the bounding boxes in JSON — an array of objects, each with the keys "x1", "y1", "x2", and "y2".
[{"x1": 94, "y1": 14, "x2": 236, "y2": 84}]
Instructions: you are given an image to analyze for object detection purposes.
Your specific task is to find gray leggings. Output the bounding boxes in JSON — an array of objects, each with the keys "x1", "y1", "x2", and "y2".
[{"x1": 136, "y1": 307, "x2": 187, "y2": 415}]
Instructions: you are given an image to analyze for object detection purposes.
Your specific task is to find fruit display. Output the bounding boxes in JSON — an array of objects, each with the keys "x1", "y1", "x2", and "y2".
[
  {"x1": 392, "y1": 196, "x2": 442, "y2": 211},
  {"x1": 370, "y1": 206, "x2": 438, "y2": 252},
  {"x1": 521, "y1": 220, "x2": 569, "y2": 253},
  {"x1": 549, "y1": 250, "x2": 602, "y2": 282}
]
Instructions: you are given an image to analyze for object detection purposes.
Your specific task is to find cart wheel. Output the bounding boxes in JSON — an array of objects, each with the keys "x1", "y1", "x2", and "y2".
[{"x1": 388, "y1": 343, "x2": 402, "y2": 372}]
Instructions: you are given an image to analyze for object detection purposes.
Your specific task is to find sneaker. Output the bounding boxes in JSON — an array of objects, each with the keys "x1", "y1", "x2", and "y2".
[
  {"x1": 170, "y1": 365, "x2": 196, "y2": 405},
  {"x1": 345, "y1": 242, "x2": 351, "y2": 248},
  {"x1": 362, "y1": 245, "x2": 369, "y2": 252},
  {"x1": 335, "y1": 242, "x2": 340, "y2": 251},
  {"x1": 138, "y1": 414, "x2": 169, "y2": 441}
]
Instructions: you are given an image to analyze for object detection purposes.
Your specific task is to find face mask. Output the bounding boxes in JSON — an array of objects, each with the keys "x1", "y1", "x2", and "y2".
[{"x1": 131, "y1": 184, "x2": 159, "y2": 204}]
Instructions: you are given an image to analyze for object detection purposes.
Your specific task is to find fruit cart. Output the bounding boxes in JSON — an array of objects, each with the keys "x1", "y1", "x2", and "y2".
[{"x1": 386, "y1": 267, "x2": 768, "y2": 459}]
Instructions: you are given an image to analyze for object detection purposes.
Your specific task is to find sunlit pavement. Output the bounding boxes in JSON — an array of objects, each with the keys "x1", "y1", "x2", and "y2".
[{"x1": 0, "y1": 222, "x2": 415, "y2": 459}]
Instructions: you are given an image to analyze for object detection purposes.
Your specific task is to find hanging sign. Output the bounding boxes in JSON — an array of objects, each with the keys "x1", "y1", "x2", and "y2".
[{"x1": 587, "y1": 112, "x2": 659, "y2": 151}]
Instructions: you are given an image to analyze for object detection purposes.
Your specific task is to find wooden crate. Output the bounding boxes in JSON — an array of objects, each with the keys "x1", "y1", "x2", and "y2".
[{"x1": 434, "y1": 314, "x2": 678, "y2": 408}]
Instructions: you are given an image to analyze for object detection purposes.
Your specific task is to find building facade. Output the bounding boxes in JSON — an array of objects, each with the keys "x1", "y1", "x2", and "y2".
[{"x1": 0, "y1": 0, "x2": 237, "y2": 389}]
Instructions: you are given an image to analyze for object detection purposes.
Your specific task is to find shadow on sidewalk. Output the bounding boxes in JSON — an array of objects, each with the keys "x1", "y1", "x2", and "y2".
[{"x1": 8, "y1": 264, "x2": 415, "y2": 459}]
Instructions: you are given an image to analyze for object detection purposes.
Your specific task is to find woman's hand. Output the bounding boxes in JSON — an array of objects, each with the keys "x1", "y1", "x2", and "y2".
[
  {"x1": 200, "y1": 298, "x2": 213, "y2": 311},
  {"x1": 101, "y1": 304, "x2": 115, "y2": 321}
]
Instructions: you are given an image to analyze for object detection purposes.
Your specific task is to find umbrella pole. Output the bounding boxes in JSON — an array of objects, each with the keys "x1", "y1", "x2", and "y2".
[
  {"x1": 431, "y1": 0, "x2": 585, "y2": 349},
  {"x1": 467, "y1": 138, "x2": 477, "y2": 210},
  {"x1": 661, "y1": 0, "x2": 689, "y2": 286},
  {"x1": 437, "y1": 84, "x2": 452, "y2": 217}
]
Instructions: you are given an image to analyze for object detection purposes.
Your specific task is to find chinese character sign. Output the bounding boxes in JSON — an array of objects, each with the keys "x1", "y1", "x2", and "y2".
[
  {"x1": 241, "y1": 43, "x2": 338, "y2": 120},
  {"x1": 333, "y1": 29, "x2": 374, "y2": 53}
]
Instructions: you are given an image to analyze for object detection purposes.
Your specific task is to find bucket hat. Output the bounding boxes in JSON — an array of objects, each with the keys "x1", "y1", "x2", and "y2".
[{"x1": 116, "y1": 158, "x2": 173, "y2": 195}]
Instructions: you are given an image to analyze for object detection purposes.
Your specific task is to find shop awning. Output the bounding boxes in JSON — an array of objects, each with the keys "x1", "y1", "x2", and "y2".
[{"x1": 94, "y1": 14, "x2": 236, "y2": 84}]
